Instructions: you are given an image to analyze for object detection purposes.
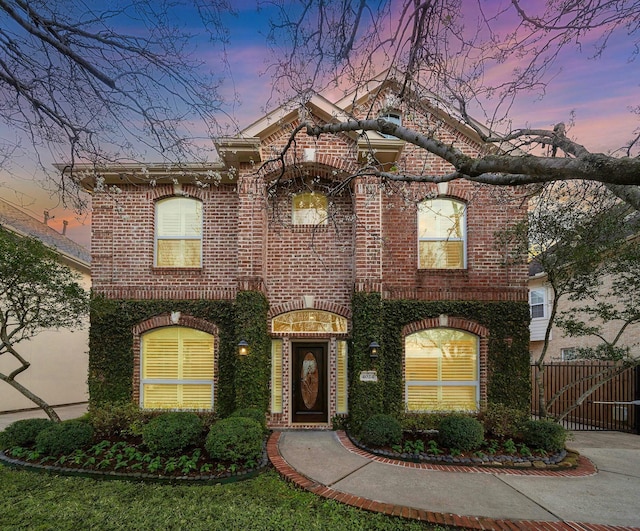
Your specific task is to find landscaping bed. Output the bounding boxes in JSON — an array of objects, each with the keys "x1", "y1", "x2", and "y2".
[
  {"x1": 0, "y1": 405, "x2": 270, "y2": 483},
  {"x1": 346, "y1": 406, "x2": 576, "y2": 470}
]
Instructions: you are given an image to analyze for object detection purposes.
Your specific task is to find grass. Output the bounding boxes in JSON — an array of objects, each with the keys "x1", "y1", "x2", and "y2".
[{"x1": 0, "y1": 466, "x2": 449, "y2": 530}]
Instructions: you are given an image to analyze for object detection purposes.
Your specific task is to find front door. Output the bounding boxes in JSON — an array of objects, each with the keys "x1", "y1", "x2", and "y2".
[{"x1": 292, "y1": 343, "x2": 328, "y2": 423}]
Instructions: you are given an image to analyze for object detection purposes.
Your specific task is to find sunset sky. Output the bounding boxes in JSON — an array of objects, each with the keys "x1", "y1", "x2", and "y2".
[{"x1": 1, "y1": 1, "x2": 638, "y2": 249}]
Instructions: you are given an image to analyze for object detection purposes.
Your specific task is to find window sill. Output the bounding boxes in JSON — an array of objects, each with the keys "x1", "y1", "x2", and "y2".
[{"x1": 152, "y1": 267, "x2": 203, "y2": 273}]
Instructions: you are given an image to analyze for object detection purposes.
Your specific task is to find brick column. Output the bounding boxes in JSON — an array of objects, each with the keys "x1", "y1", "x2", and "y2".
[{"x1": 353, "y1": 177, "x2": 383, "y2": 292}]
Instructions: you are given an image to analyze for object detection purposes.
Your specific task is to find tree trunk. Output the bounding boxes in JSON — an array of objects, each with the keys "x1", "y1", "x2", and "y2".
[{"x1": 0, "y1": 372, "x2": 61, "y2": 422}]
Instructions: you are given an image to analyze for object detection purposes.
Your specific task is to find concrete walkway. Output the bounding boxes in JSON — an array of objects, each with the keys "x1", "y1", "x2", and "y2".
[{"x1": 268, "y1": 429, "x2": 640, "y2": 531}]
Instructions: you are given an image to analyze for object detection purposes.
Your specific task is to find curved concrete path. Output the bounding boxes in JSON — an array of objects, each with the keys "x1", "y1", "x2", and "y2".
[{"x1": 268, "y1": 430, "x2": 640, "y2": 531}]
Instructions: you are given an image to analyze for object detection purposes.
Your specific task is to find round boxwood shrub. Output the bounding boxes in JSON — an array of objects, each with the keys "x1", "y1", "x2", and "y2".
[
  {"x1": 438, "y1": 415, "x2": 484, "y2": 452},
  {"x1": 229, "y1": 408, "x2": 267, "y2": 431},
  {"x1": 360, "y1": 414, "x2": 402, "y2": 447},
  {"x1": 522, "y1": 419, "x2": 566, "y2": 452},
  {"x1": 1, "y1": 418, "x2": 54, "y2": 449},
  {"x1": 35, "y1": 420, "x2": 94, "y2": 456},
  {"x1": 141, "y1": 412, "x2": 203, "y2": 456},
  {"x1": 480, "y1": 403, "x2": 528, "y2": 440},
  {"x1": 205, "y1": 417, "x2": 263, "y2": 464}
]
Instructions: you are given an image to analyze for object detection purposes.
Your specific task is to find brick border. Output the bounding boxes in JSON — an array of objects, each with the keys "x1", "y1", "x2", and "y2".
[{"x1": 267, "y1": 432, "x2": 639, "y2": 531}]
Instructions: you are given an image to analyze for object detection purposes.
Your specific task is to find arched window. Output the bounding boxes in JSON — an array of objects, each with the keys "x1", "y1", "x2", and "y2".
[
  {"x1": 417, "y1": 198, "x2": 466, "y2": 269},
  {"x1": 141, "y1": 326, "x2": 214, "y2": 409},
  {"x1": 271, "y1": 310, "x2": 347, "y2": 333},
  {"x1": 155, "y1": 197, "x2": 202, "y2": 267},
  {"x1": 404, "y1": 328, "x2": 479, "y2": 412},
  {"x1": 292, "y1": 192, "x2": 328, "y2": 225}
]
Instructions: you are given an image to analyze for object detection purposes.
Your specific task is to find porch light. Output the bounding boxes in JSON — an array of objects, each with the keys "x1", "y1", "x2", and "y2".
[
  {"x1": 237, "y1": 339, "x2": 250, "y2": 356},
  {"x1": 369, "y1": 341, "x2": 380, "y2": 360}
]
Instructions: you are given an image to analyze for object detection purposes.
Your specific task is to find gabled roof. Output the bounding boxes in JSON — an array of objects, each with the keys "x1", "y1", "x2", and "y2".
[{"x1": 0, "y1": 198, "x2": 90, "y2": 271}]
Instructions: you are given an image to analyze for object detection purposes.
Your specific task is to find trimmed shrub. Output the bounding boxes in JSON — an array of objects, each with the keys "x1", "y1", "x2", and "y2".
[
  {"x1": 522, "y1": 419, "x2": 566, "y2": 452},
  {"x1": 141, "y1": 412, "x2": 203, "y2": 456},
  {"x1": 0, "y1": 418, "x2": 54, "y2": 449},
  {"x1": 35, "y1": 420, "x2": 94, "y2": 456},
  {"x1": 479, "y1": 403, "x2": 529, "y2": 440},
  {"x1": 360, "y1": 414, "x2": 402, "y2": 447},
  {"x1": 205, "y1": 417, "x2": 263, "y2": 464},
  {"x1": 89, "y1": 401, "x2": 148, "y2": 439},
  {"x1": 229, "y1": 408, "x2": 267, "y2": 431},
  {"x1": 438, "y1": 415, "x2": 484, "y2": 452},
  {"x1": 399, "y1": 412, "x2": 446, "y2": 434}
]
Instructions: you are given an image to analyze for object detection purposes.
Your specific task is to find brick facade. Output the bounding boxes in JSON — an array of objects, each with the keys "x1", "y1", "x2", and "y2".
[{"x1": 89, "y1": 81, "x2": 528, "y2": 427}]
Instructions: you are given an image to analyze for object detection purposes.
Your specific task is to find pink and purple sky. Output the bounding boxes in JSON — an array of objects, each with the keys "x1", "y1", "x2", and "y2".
[{"x1": 1, "y1": 1, "x2": 638, "y2": 249}]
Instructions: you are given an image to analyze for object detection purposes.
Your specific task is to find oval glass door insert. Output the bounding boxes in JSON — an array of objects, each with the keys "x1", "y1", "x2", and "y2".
[{"x1": 301, "y1": 352, "x2": 319, "y2": 409}]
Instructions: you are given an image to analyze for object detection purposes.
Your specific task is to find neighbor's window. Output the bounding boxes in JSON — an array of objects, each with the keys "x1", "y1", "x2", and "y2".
[
  {"x1": 404, "y1": 328, "x2": 479, "y2": 412},
  {"x1": 141, "y1": 326, "x2": 214, "y2": 409},
  {"x1": 561, "y1": 348, "x2": 577, "y2": 362},
  {"x1": 418, "y1": 198, "x2": 466, "y2": 269},
  {"x1": 292, "y1": 192, "x2": 328, "y2": 225},
  {"x1": 379, "y1": 111, "x2": 401, "y2": 139},
  {"x1": 155, "y1": 197, "x2": 202, "y2": 267},
  {"x1": 529, "y1": 289, "x2": 546, "y2": 319}
]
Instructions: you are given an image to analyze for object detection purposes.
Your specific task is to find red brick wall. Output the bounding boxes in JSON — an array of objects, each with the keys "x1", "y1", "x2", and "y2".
[{"x1": 92, "y1": 183, "x2": 239, "y2": 299}]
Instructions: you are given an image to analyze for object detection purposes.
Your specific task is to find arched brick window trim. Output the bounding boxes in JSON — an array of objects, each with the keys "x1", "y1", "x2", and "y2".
[
  {"x1": 149, "y1": 184, "x2": 208, "y2": 202},
  {"x1": 132, "y1": 314, "x2": 219, "y2": 405},
  {"x1": 268, "y1": 300, "x2": 351, "y2": 320},
  {"x1": 260, "y1": 160, "x2": 360, "y2": 184},
  {"x1": 418, "y1": 187, "x2": 471, "y2": 204},
  {"x1": 402, "y1": 316, "x2": 489, "y2": 410}
]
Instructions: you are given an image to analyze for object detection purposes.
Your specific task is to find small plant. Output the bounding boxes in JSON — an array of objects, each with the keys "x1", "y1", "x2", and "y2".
[
  {"x1": 518, "y1": 443, "x2": 532, "y2": 457},
  {"x1": 205, "y1": 417, "x2": 264, "y2": 464},
  {"x1": 141, "y1": 412, "x2": 203, "y2": 456},
  {"x1": 426, "y1": 440, "x2": 442, "y2": 455},
  {"x1": 35, "y1": 420, "x2": 94, "y2": 456},
  {"x1": 450, "y1": 448, "x2": 461, "y2": 457},
  {"x1": 359, "y1": 414, "x2": 402, "y2": 447},
  {"x1": 483, "y1": 439, "x2": 499, "y2": 456},
  {"x1": 1, "y1": 418, "x2": 55, "y2": 449},
  {"x1": 437, "y1": 415, "x2": 484, "y2": 452},
  {"x1": 522, "y1": 419, "x2": 566, "y2": 453},
  {"x1": 503, "y1": 439, "x2": 517, "y2": 455}
]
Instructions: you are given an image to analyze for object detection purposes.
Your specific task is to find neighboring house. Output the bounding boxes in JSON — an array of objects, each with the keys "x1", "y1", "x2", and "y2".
[
  {"x1": 77, "y1": 73, "x2": 529, "y2": 428},
  {"x1": 528, "y1": 260, "x2": 640, "y2": 363},
  {"x1": 0, "y1": 198, "x2": 91, "y2": 412}
]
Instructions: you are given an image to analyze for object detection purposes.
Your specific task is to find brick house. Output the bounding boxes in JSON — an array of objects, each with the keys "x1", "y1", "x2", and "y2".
[{"x1": 81, "y1": 75, "x2": 530, "y2": 428}]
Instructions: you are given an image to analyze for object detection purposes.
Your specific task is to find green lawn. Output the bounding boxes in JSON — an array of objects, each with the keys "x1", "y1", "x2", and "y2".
[{"x1": 0, "y1": 466, "x2": 448, "y2": 530}]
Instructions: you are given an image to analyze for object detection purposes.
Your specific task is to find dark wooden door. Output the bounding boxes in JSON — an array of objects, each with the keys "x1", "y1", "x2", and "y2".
[{"x1": 292, "y1": 343, "x2": 327, "y2": 423}]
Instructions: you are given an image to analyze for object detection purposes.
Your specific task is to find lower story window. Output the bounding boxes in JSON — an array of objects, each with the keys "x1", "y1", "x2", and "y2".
[
  {"x1": 141, "y1": 326, "x2": 214, "y2": 409},
  {"x1": 404, "y1": 328, "x2": 479, "y2": 412}
]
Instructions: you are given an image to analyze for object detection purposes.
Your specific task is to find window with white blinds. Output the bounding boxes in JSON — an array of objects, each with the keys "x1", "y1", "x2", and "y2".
[
  {"x1": 417, "y1": 198, "x2": 466, "y2": 269},
  {"x1": 292, "y1": 192, "x2": 328, "y2": 225},
  {"x1": 271, "y1": 340, "x2": 283, "y2": 414},
  {"x1": 404, "y1": 328, "x2": 478, "y2": 412},
  {"x1": 155, "y1": 197, "x2": 202, "y2": 267},
  {"x1": 337, "y1": 340, "x2": 348, "y2": 414},
  {"x1": 141, "y1": 327, "x2": 214, "y2": 409}
]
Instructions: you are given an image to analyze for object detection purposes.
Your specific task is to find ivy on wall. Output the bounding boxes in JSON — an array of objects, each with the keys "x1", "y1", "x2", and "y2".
[
  {"x1": 89, "y1": 296, "x2": 238, "y2": 416},
  {"x1": 349, "y1": 294, "x2": 531, "y2": 430},
  {"x1": 234, "y1": 291, "x2": 270, "y2": 411}
]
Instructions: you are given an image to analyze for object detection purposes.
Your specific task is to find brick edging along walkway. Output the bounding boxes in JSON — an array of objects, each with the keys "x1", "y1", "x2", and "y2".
[
  {"x1": 335, "y1": 431, "x2": 598, "y2": 477},
  {"x1": 267, "y1": 431, "x2": 638, "y2": 531}
]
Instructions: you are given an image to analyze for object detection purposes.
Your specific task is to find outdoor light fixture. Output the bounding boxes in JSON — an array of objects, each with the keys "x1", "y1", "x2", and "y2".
[
  {"x1": 237, "y1": 339, "x2": 250, "y2": 356},
  {"x1": 369, "y1": 341, "x2": 380, "y2": 360}
]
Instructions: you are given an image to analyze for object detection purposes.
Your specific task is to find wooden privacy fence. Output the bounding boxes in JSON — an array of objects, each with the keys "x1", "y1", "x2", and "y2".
[{"x1": 530, "y1": 362, "x2": 640, "y2": 433}]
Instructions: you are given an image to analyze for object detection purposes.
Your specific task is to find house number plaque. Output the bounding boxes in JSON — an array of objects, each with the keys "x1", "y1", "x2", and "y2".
[{"x1": 359, "y1": 370, "x2": 378, "y2": 382}]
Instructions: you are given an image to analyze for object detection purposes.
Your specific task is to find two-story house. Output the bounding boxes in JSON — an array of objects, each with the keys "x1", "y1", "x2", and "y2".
[{"x1": 79, "y1": 74, "x2": 530, "y2": 428}]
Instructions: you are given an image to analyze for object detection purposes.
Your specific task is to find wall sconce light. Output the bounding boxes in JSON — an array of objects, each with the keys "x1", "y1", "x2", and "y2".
[
  {"x1": 369, "y1": 341, "x2": 380, "y2": 360},
  {"x1": 237, "y1": 339, "x2": 250, "y2": 356}
]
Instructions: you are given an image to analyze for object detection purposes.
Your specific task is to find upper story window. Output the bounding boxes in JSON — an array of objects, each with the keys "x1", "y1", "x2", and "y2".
[
  {"x1": 418, "y1": 198, "x2": 466, "y2": 269},
  {"x1": 292, "y1": 192, "x2": 328, "y2": 226},
  {"x1": 529, "y1": 288, "x2": 546, "y2": 319},
  {"x1": 379, "y1": 111, "x2": 401, "y2": 139},
  {"x1": 155, "y1": 197, "x2": 202, "y2": 267}
]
